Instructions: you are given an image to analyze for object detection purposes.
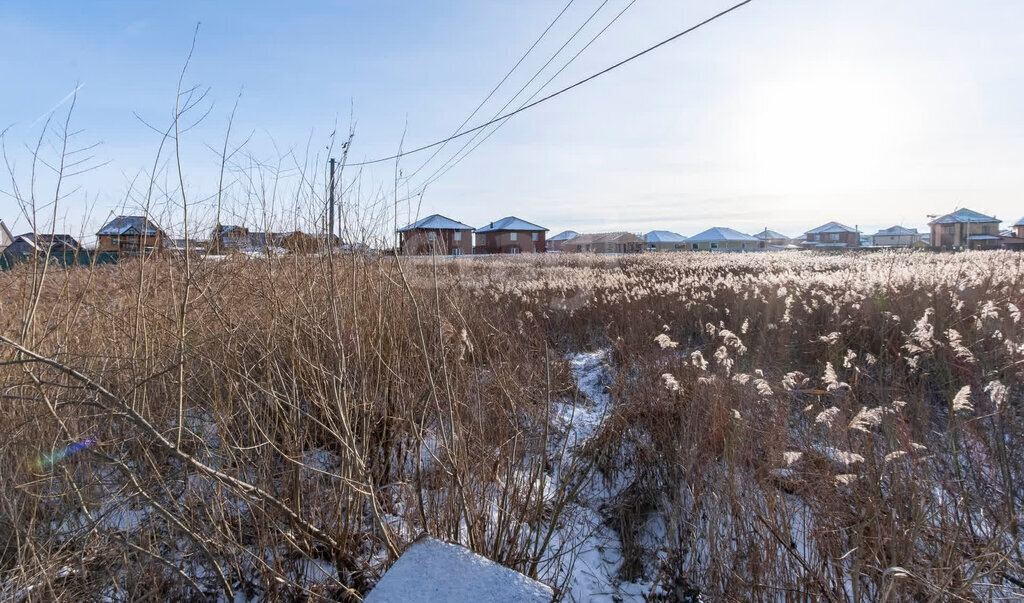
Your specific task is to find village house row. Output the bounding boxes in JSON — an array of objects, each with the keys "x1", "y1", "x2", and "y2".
[{"x1": 2, "y1": 208, "x2": 1023, "y2": 262}]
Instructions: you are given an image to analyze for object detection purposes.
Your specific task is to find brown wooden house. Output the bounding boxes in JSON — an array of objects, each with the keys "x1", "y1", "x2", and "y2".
[
  {"x1": 96, "y1": 216, "x2": 165, "y2": 254},
  {"x1": 928, "y1": 208, "x2": 1001, "y2": 249},
  {"x1": 397, "y1": 214, "x2": 474, "y2": 256},
  {"x1": 210, "y1": 224, "x2": 251, "y2": 253},
  {"x1": 474, "y1": 216, "x2": 547, "y2": 254}
]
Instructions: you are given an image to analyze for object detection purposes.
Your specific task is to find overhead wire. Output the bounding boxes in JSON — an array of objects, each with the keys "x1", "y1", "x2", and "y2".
[
  {"x1": 408, "y1": 0, "x2": 640, "y2": 197},
  {"x1": 349, "y1": 0, "x2": 755, "y2": 168}
]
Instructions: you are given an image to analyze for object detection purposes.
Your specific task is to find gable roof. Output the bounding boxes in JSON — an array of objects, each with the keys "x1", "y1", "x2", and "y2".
[
  {"x1": 12, "y1": 233, "x2": 81, "y2": 252},
  {"x1": 397, "y1": 214, "x2": 473, "y2": 232},
  {"x1": 645, "y1": 230, "x2": 687, "y2": 243},
  {"x1": 565, "y1": 232, "x2": 642, "y2": 245},
  {"x1": 475, "y1": 216, "x2": 547, "y2": 233},
  {"x1": 98, "y1": 215, "x2": 164, "y2": 236},
  {"x1": 0, "y1": 220, "x2": 12, "y2": 246},
  {"x1": 686, "y1": 227, "x2": 758, "y2": 243},
  {"x1": 548, "y1": 230, "x2": 580, "y2": 241},
  {"x1": 929, "y1": 208, "x2": 998, "y2": 224},
  {"x1": 872, "y1": 225, "x2": 918, "y2": 236},
  {"x1": 806, "y1": 221, "x2": 857, "y2": 234},
  {"x1": 753, "y1": 229, "x2": 789, "y2": 240}
]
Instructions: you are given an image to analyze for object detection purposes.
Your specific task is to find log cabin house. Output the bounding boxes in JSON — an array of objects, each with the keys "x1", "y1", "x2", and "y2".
[{"x1": 96, "y1": 216, "x2": 165, "y2": 254}]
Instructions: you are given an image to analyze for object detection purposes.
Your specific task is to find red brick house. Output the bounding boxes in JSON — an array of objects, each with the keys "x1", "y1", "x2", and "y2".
[
  {"x1": 802, "y1": 221, "x2": 860, "y2": 248},
  {"x1": 474, "y1": 216, "x2": 547, "y2": 254},
  {"x1": 397, "y1": 214, "x2": 474, "y2": 256}
]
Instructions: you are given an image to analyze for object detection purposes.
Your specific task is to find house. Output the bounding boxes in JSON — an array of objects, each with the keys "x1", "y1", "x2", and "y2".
[
  {"x1": 546, "y1": 230, "x2": 580, "y2": 252},
  {"x1": 210, "y1": 224, "x2": 251, "y2": 253},
  {"x1": 644, "y1": 230, "x2": 687, "y2": 251},
  {"x1": 870, "y1": 226, "x2": 921, "y2": 247},
  {"x1": 928, "y1": 208, "x2": 1001, "y2": 249},
  {"x1": 562, "y1": 232, "x2": 644, "y2": 254},
  {"x1": 803, "y1": 222, "x2": 860, "y2": 248},
  {"x1": 1000, "y1": 227, "x2": 1024, "y2": 251},
  {"x1": 474, "y1": 216, "x2": 547, "y2": 254},
  {"x1": 2, "y1": 233, "x2": 81, "y2": 259},
  {"x1": 752, "y1": 228, "x2": 791, "y2": 247},
  {"x1": 1013, "y1": 216, "x2": 1024, "y2": 240},
  {"x1": 0, "y1": 220, "x2": 12, "y2": 252},
  {"x1": 96, "y1": 215, "x2": 165, "y2": 254},
  {"x1": 397, "y1": 214, "x2": 474, "y2": 256},
  {"x1": 685, "y1": 227, "x2": 760, "y2": 251}
]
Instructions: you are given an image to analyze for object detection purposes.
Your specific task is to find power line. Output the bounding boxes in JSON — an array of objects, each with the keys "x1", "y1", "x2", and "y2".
[
  {"x1": 409, "y1": 0, "x2": 639, "y2": 196},
  {"x1": 408, "y1": 0, "x2": 621, "y2": 187},
  {"x1": 351, "y1": 0, "x2": 755, "y2": 167},
  {"x1": 404, "y1": 0, "x2": 579, "y2": 182}
]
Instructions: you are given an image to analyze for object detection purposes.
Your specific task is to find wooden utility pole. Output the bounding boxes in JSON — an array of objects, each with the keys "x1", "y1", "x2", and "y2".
[{"x1": 328, "y1": 157, "x2": 336, "y2": 246}]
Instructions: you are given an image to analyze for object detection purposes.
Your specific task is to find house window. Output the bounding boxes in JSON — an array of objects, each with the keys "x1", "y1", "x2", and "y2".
[
  {"x1": 510, "y1": 232, "x2": 518, "y2": 242},
  {"x1": 427, "y1": 231, "x2": 437, "y2": 242},
  {"x1": 710, "y1": 242, "x2": 718, "y2": 249},
  {"x1": 531, "y1": 232, "x2": 538, "y2": 242},
  {"x1": 453, "y1": 248, "x2": 462, "y2": 256},
  {"x1": 509, "y1": 247, "x2": 519, "y2": 254},
  {"x1": 828, "y1": 233, "x2": 839, "y2": 242},
  {"x1": 453, "y1": 231, "x2": 462, "y2": 241},
  {"x1": 111, "y1": 237, "x2": 120, "y2": 246},
  {"x1": 692, "y1": 243, "x2": 698, "y2": 250},
  {"x1": 981, "y1": 225, "x2": 990, "y2": 234}
]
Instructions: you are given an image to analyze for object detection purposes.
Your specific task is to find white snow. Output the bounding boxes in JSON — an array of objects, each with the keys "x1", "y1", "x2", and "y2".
[{"x1": 365, "y1": 537, "x2": 552, "y2": 602}]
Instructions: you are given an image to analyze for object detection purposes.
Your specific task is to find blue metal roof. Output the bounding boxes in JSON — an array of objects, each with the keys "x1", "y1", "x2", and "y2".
[
  {"x1": 645, "y1": 230, "x2": 687, "y2": 243},
  {"x1": 872, "y1": 225, "x2": 918, "y2": 236},
  {"x1": 397, "y1": 214, "x2": 473, "y2": 232},
  {"x1": 97, "y1": 215, "x2": 163, "y2": 236},
  {"x1": 548, "y1": 230, "x2": 580, "y2": 241},
  {"x1": 1014, "y1": 216, "x2": 1024, "y2": 227},
  {"x1": 475, "y1": 216, "x2": 547, "y2": 233},
  {"x1": 805, "y1": 221, "x2": 857, "y2": 234},
  {"x1": 686, "y1": 227, "x2": 758, "y2": 242},
  {"x1": 752, "y1": 229, "x2": 789, "y2": 240},
  {"x1": 929, "y1": 208, "x2": 998, "y2": 224}
]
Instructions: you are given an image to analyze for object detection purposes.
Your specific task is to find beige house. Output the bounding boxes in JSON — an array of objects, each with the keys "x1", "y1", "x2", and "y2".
[
  {"x1": 644, "y1": 230, "x2": 687, "y2": 251},
  {"x1": 870, "y1": 226, "x2": 922, "y2": 247},
  {"x1": 685, "y1": 227, "x2": 761, "y2": 251},
  {"x1": 752, "y1": 228, "x2": 790, "y2": 247},
  {"x1": 928, "y1": 209, "x2": 1001, "y2": 249},
  {"x1": 546, "y1": 230, "x2": 580, "y2": 252},
  {"x1": 562, "y1": 232, "x2": 644, "y2": 254}
]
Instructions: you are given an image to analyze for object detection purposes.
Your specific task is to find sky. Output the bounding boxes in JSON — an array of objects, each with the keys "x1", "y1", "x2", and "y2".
[{"x1": 1, "y1": 0, "x2": 1022, "y2": 242}]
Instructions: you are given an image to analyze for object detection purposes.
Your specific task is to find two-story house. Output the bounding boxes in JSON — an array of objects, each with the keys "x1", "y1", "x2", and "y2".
[{"x1": 928, "y1": 209, "x2": 1001, "y2": 249}]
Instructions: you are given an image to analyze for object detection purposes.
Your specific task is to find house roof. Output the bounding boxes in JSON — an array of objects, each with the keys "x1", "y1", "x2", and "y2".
[
  {"x1": 806, "y1": 221, "x2": 857, "y2": 234},
  {"x1": 1014, "y1": 216, "x2": 1024, "y2": 227},
  {"x1": 686, "y1": 227, "x2": 758, "y2": 243},
  {"x1": 753, "y1": 229, "x2": 789, "y2": 240},
  {"x1": 565, "y1": 232, "x2": 642, "y2": 245},
  {"x1": 397, "y1": 214, "x2": 473, "y2": 232},
  {"x1": 929, "y1": 208, "x2": 998, "y2": 224},
  {"x1": 872, "y1": 225, "x2": 918, "y2": 236},
  {"x1": 475, "y1": 216, "x2": 547, "y2": 233},
  {"x1": 13, "y1": 233, "x2": 81, "y2": 251},
  {"x1": 967, "y1": 234, "x2": 1002, "y2": 241},
  {"x1": 645, "y1": 230, "x2": 687, "y2": 243},
  {"x1": 548, "y1": 230, "x2": 580, "y2": 241},
  {"x1": 98, "y1": 215, "x2": 164, "y2": 236}
]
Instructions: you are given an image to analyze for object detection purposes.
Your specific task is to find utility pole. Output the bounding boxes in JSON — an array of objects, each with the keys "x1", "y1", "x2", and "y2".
[{"x1": 328, "y1": 157, "x2": 336, "y2": 248}]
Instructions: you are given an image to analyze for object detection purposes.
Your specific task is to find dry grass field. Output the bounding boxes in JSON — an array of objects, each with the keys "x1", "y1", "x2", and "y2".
[{"x1": 2, "y1": 250, "x2": 1023, "y2": 600}]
